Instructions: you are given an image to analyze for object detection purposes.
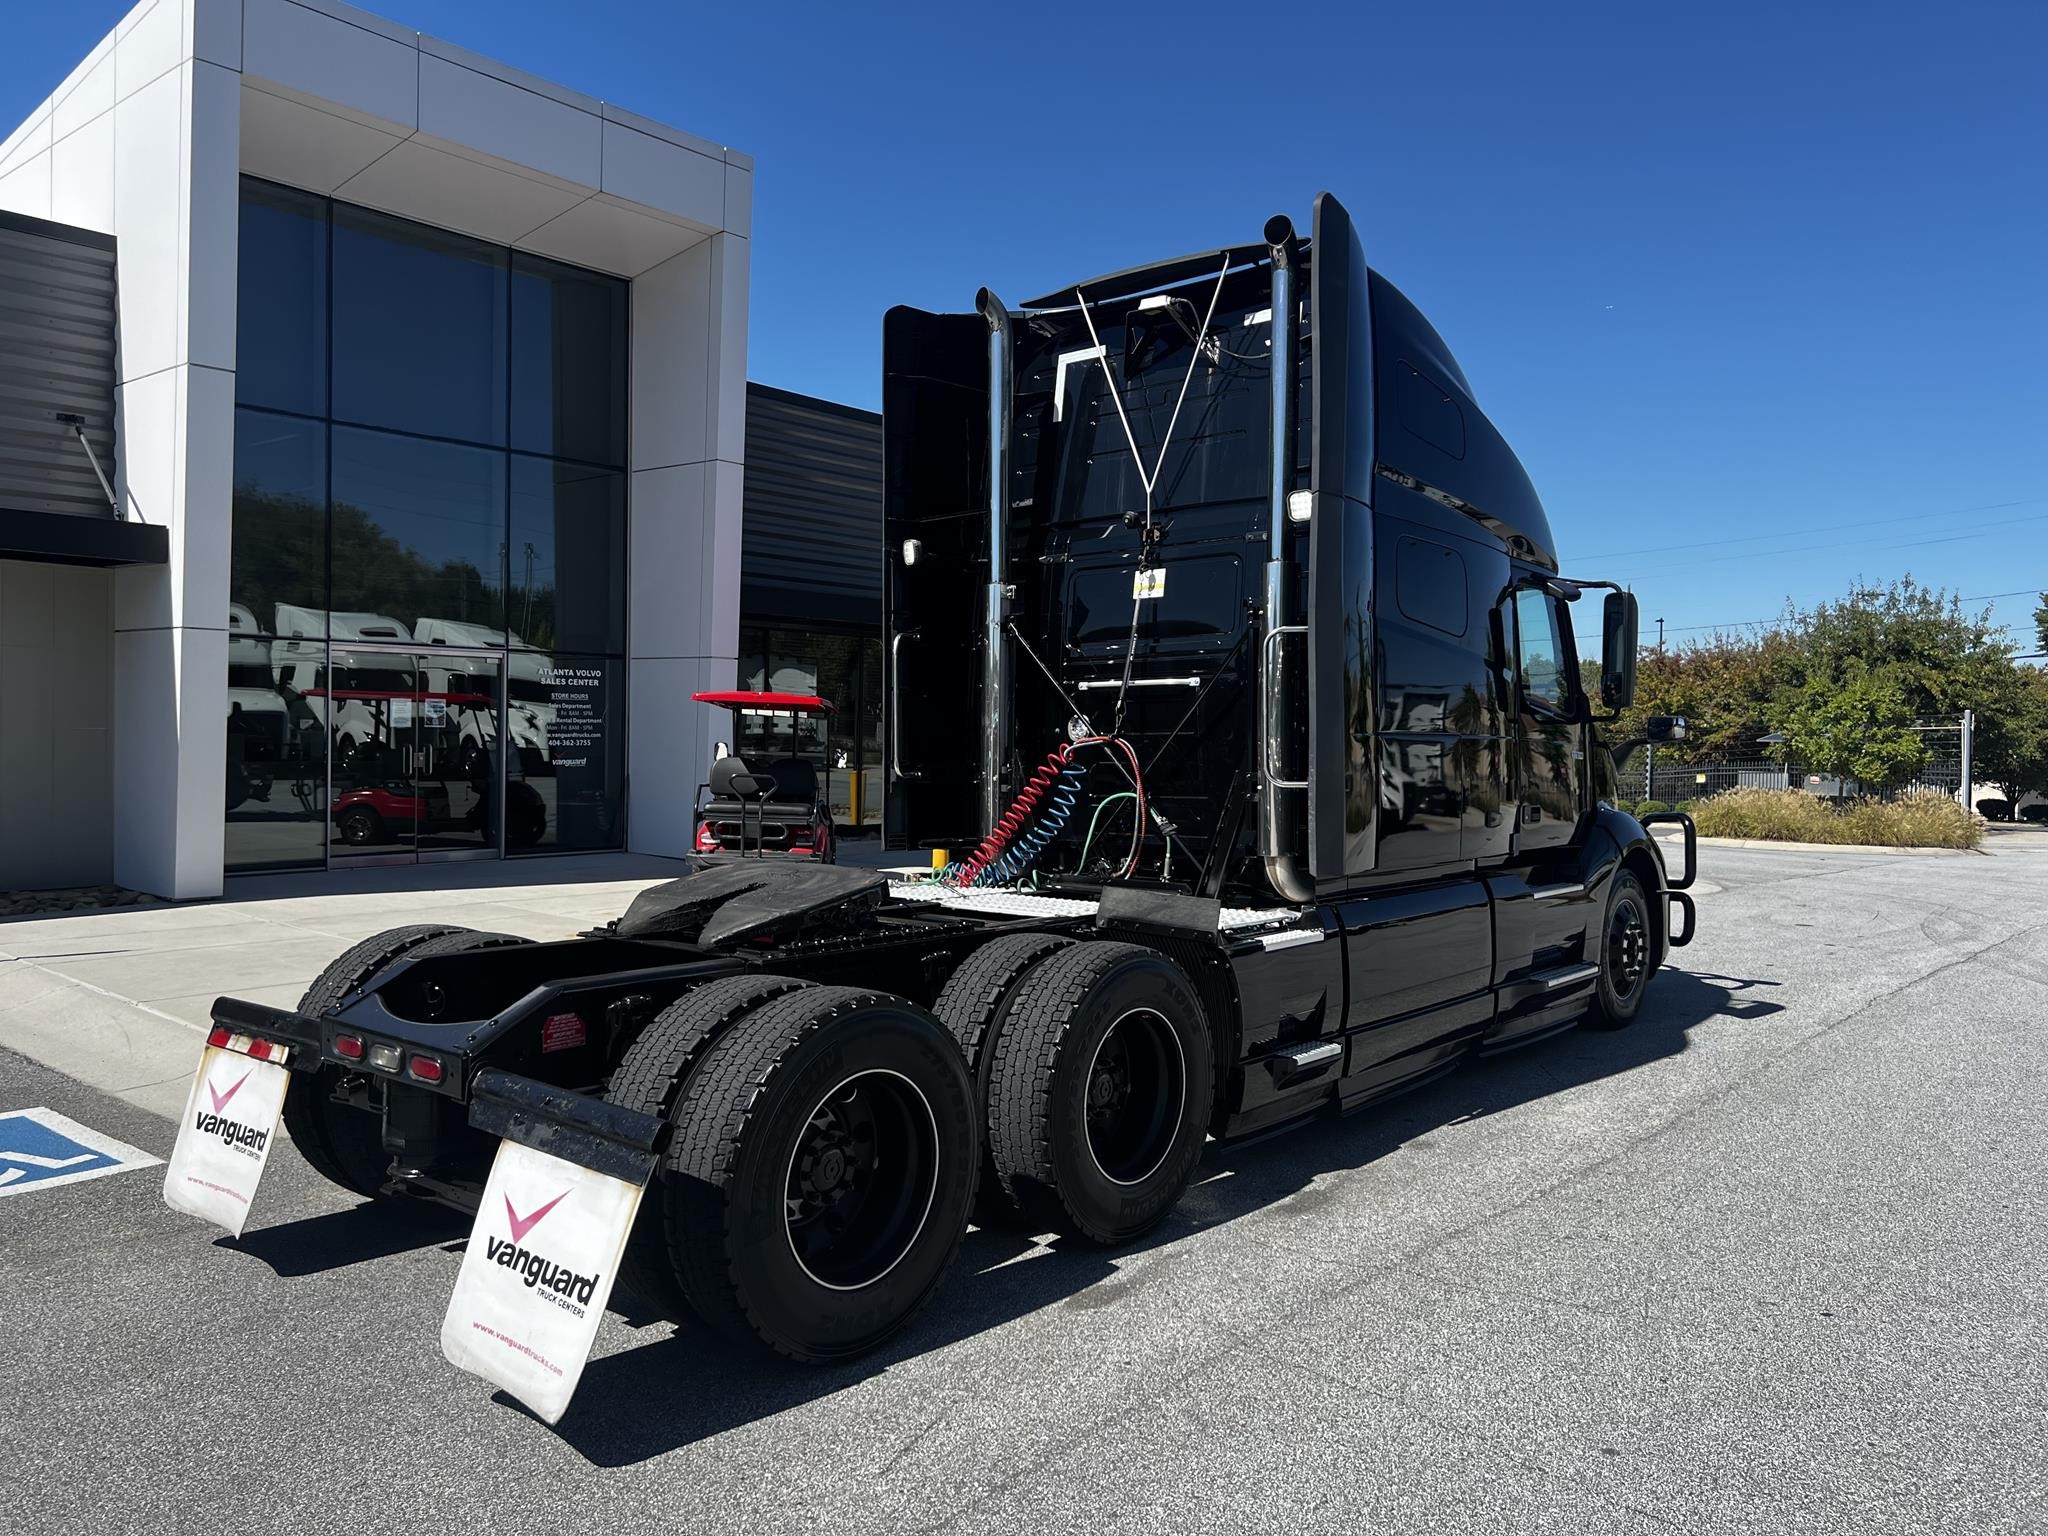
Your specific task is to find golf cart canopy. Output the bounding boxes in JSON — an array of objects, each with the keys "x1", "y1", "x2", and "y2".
[{"x1": 693, "y1": 691, "x2": 837, "y2": 716}]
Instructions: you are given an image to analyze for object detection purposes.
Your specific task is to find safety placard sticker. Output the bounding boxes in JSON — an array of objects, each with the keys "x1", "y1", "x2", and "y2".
[
  {"x1": 1133, "y1": 566, "x2": 1166, "y2": 600},
  {"x1": 161, "y1": 1045, "x2": 291, "y2": 1236},
  {"x1": 440, "y1": 1137, "x2": 644, "y2": 1424}
]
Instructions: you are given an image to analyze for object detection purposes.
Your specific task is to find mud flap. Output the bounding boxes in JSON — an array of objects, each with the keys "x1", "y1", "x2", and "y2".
[
  {"x1": 439, "y1": 1071, "x2": 666, "y2": 1425},
  {"x1": 162, "y1": 1033, "x2": 293, "y2": 1237}
]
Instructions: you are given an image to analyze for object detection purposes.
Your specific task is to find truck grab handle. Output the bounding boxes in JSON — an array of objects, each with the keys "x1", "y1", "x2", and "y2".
[
  {"x1": 1261, "y1": 624, "x2": 1309, "y2": 791},
  {"x1": 889, "y1": 628, "x2": 922, "y2": 780}
]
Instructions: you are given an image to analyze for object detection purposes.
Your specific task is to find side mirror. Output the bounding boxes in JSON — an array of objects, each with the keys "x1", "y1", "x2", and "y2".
[
  {"x1": 1600, "y1": 591, "x2": 1638, "y2": 710},
  {"x1": 1646, "y1": 715, "x2": 1687, "y2": 743}
]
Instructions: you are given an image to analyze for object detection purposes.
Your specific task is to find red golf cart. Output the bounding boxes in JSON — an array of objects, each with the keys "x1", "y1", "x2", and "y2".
[{"x1": 692, "y1": 690, "x2": 837, "y2": 861}]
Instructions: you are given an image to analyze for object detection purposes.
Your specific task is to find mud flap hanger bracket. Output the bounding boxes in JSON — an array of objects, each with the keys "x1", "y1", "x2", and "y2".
[{"x1": 467, "y1": 1069, "x2": 668, "y2": 1186}]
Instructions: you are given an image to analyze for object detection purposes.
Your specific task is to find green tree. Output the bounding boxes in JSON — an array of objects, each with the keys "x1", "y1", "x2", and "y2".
[
  {"x1": 1977, "y1": 664, "x2": 2048, "y2": 801},
  {"x1": 1773, "y1": 667, "x2": 1928, "y2": 786}
]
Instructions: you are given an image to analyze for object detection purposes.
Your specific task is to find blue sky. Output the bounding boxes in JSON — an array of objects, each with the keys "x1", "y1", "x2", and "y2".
[{"x1": 7, "y1": 1, "x2": 2044, "y2": 649}]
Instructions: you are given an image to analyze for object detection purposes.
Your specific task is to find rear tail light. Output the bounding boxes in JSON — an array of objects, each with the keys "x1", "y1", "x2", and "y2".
[
  {"x1": 695, "y1": 822, "x2": 719, "y2": 851},
  {"x1": 333, "y1": 1033, "x2": 365, "y2": 1060},
  {"x1": 366, "y1": 1042, "x2": 402, "y2": 1073},
  {"x1": 406, "y1": 1054, "x2": 444, "y2": 1084}
]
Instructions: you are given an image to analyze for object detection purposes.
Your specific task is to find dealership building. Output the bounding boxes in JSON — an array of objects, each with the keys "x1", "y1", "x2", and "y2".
[{"x1": 0, "y1": 0, "x2": 881, "y2": 898}]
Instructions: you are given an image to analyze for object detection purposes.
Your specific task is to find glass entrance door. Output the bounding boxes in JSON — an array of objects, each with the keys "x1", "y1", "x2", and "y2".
[{"x1": 328, "y1": 647, "x2": 505, "y2": 863}]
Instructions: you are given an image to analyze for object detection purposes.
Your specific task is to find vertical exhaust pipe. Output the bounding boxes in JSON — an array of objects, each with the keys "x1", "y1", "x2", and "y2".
[
  {"x1": 1259, "y1": 216, "x2": 1313, "y2": 902},
  {"x1": 976, "y1": 288, "x2": 1013, "y2": 834}
]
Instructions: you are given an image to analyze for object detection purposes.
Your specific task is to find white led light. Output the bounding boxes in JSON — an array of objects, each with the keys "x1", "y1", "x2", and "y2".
[{"x1": 1287, "y1": 491, "x2": 1314, "y2": 524}]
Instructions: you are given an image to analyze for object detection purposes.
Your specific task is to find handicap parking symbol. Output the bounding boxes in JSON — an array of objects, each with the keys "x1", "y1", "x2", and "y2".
[{"x1": 0, "y1": 1108, "x2": 160, "y2": 1196}]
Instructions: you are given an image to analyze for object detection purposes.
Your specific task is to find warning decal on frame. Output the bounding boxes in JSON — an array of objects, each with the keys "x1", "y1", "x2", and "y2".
[
  {"x1": 1133, "y1": 567, "x2": 1166, "y2": 601},
  {"x1": 440, "y1": 1137, "x2": 644, "y2": 1424}
]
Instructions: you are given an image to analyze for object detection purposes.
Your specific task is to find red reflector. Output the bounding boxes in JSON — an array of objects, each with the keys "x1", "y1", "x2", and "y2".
[
  {"x1": 333, "y1": 1034, "x2": 365, "y2": 1060},
  {"x1": 207, "y1": 1025, "x2": 229, "y2": 1049},
  {"x1": 406, "y1": 1054, "x2": 444, "y2": 1084},
  {"x1": 248, "y1": 1039, "x2": 272, "y2": 1062},
  {"x1": 541, "y1": 1012, "x2": 587, "y2": 1053}
]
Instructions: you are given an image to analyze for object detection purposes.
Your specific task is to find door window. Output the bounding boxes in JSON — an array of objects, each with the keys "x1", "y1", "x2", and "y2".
[{"x1": 1513, "y1": 588, "x2": 1569, "y2": 714}]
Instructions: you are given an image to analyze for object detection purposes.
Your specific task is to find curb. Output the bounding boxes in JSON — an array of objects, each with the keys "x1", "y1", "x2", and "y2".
[{"x1": 1651, "y1": 831, "x2": 1980, "y2": 857}]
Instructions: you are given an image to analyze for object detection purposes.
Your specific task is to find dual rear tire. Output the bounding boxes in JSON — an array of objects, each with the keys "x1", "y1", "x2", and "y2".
[
  {"x1": 611, "y1": 981, "x2": 977, "y2": 1362},
  {"x1": 938, "y1": 939, "x2": 1214, "y2": 1246}
]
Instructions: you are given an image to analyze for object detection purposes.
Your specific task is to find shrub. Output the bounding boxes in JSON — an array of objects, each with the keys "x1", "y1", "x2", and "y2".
[
  {"x1": 1636, "y1": 799, "x2": 1672, "y2": 815},
  {"x1": 1689, "y1": 787, "x2": 1982, "y2": 849}
]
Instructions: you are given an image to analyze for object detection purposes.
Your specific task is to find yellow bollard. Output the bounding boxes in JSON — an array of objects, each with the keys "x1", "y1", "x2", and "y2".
[{"x1": 930, "y1": 847, "x2": 948, "y2": 872}]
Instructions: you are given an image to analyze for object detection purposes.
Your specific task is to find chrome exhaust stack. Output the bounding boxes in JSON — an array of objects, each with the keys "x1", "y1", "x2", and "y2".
[
  {"x1": 976, "y1": 287, "x2": 1014, "y2": 834},
  {"x1": 1258, "y1": 216, "x2": 1313, "y2": 902}
]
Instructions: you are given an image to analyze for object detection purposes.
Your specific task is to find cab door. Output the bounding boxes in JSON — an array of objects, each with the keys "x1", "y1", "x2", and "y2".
[{"x1": 1506, "y1": 583, "x2": 1585, "y2": 856}]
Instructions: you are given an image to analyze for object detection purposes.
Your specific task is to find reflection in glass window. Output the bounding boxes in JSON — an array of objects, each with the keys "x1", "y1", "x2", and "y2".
[
  {"x1": 225, "y1": 636, "x2": 327, "y2": 872},
  {"x1": 506, "y1": 654, "x2": 624, "y2": 853},
  {"x1": 236, "y1": 181, "x2": 328, "y2": 417},
  {"x1": 331, "y1": 426, "x2": 506, "y2": 642},
  {"x1": 332, "y1": 206, "x2": 508, "y2": 446},
  {"x1": 1514, "y1": 587, "x2": 1569, "y2": 712},
  {"x1": 511, "y1": 254, "x2": 628, "y2": 468},
  {"x1": 508, "y1": 457, "x2": 625, "y2": 653},
  {"x1": 231, "y1": 410, "x2": 326, "y2": 634}
]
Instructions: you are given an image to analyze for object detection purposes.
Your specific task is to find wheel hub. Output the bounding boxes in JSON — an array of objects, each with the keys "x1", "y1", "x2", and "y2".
[{"x1": 787, "y1": 1102, "x2": 869, "y2": 1224}]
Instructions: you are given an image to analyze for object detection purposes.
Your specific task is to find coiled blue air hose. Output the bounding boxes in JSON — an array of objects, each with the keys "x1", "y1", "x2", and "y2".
[{"x1": 973, "y1": 757, "x2": 1086, "y2": 887}]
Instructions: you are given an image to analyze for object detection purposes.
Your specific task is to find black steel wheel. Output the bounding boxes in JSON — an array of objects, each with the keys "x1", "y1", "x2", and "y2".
[
  {"x1": 283, "y1": 924, "x2": 464, "y2": 1196},
  {"x1": 660, "y1": 987, "x2": 977, "y2": 1361},
  {"x1": 931, "y1": 932, "x2": 1076, "y2": 1226},
  {"x1": 986, "y1": 942, "x2": 1214, "y2": 1245},
  {"x1": 1586, "y1": 870, "x2": 1653, "y2": 1030}
]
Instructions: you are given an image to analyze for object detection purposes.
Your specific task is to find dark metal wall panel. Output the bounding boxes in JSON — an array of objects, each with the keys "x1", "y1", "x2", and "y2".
[
  {"x1": 0, "y1": 212, "x2": 117, "y2": 522},
  {"x1": 741, "y1": 382, "x2": 882, "y2": 629}
]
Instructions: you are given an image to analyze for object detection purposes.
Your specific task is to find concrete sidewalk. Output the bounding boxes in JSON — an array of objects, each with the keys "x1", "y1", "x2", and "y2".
[{"x1": 0, "y1": 845, "x2": 892, "y2": 1119}]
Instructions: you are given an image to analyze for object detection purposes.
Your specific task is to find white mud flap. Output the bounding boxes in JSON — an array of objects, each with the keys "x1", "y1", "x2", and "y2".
[
  {"x1": 162, "y1": 1033, "x2": 292, "y2": 1237},
  {"x1": 440, "y1": 1071, "x2": 663, "y2": 1425}
]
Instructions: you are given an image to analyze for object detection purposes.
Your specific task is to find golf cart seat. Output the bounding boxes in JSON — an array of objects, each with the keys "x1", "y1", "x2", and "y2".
[{"x1": 706, "y1": 754, "x2": 817, "y2": 818}]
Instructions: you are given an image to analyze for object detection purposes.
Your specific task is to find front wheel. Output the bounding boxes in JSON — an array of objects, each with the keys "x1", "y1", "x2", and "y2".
[{"x1": 1585, "y1": 871, "x2": 1654, "y2": 1030}]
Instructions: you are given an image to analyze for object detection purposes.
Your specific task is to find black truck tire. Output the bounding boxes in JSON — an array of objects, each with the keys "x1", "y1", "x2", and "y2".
[
  {"x1": 931, "y1": 932, "x2": 1076, "y2": 1226},
  {"x1": 659, "y1": 986, "x2": 978, "y2": 1361},
  {"x1": 284, "y1": 923, "x2": 465, "y2": 1197},
  {"x1": 1585, "y1": 870, "x2": 1653, "y2": 1030},
  {"x1": 985, "y1": 941, "x2": 1214, "y2": 1245},
  {"x1": 606, "y1": 973, "x2": 818, "y2": 1317}
]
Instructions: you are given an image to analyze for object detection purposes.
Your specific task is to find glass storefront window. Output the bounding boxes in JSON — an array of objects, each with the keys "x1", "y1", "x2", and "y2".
[
  {"x1": 511, "y1": 253, "x2": 628, "y2": 468},
  {"x1": 230, "y1": 409, "x2": 326, "y2": 634},
  {"x1": 508, "y1": 457, "x2": 625, "y2": 654},
  {"x1": 227, "y1": 182, "x2": 626, "y2": 873},
  {"x1": 737, "y1": 626, "x2": 885, "y2": 827},
  {"x1": 332, "y1": 205, "x2": 508, "y2": 446},
  {"x1": 331, "y1": 426, "x2": 506, "y2": 643},
  {"x1": 236, "y1": 181, "x2": 328, "y2": 417},
  {"x1": 506, "y1": 654, "x2": 624, "y2": 853},
  {"x1": 225, "y1": 637, "x2": 328, "y2": 872}
]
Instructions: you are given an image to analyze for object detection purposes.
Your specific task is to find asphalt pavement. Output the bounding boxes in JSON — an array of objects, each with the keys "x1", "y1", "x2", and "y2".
[{"x1": 2, "y1": 840, "x2": 2045, "y2": 1534}]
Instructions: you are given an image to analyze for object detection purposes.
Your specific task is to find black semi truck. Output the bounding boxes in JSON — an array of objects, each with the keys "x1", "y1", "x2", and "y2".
[{"x1": 190, "y1": 192, "x2": 1695, "y2": 1371}]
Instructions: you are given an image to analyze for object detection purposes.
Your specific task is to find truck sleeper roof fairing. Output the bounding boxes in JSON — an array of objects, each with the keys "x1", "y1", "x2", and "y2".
[{"x1": 883, "y1": 191, "x2": 1556, "y2": 902}]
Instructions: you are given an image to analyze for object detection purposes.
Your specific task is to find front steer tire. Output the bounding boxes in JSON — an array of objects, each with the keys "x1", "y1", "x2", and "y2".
[
  {"x1": 283, "y1": 923, "x2": 485, "y2": 1197},
  {"x1": 658, "y1": 986, "x2": 978, "y2": 1362},
  {"x1": 1584, "y1": 871, "x2": 1653, "y2": 1031},
  {"x1": 986, "y1": 942, "x2": 1214, "y2": 1245}
]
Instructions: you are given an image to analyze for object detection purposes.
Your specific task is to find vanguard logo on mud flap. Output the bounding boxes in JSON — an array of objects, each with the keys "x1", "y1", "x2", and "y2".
[
  {"x1": 192, "y1": 1070, "x2": 269, "y2": 1156},
  {"x1": 484, "y1": 1191, "x2": 601, "y2": 1307}
]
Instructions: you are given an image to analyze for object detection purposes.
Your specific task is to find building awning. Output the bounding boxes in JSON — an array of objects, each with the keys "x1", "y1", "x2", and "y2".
[{"x1": 0, "y1": 506, "x2": 167, "y2": 567}]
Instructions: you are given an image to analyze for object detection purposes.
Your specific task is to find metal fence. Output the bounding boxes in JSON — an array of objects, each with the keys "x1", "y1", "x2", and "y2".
[{"x1": 1625, "y1": 714, "x2": 1977, "y2": 807}]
